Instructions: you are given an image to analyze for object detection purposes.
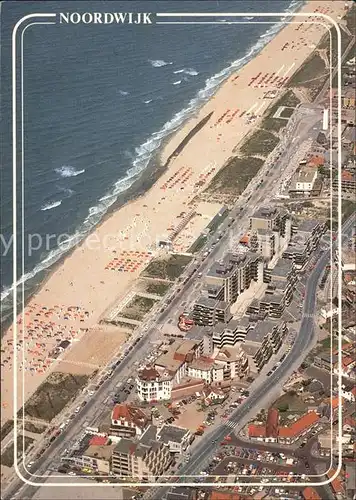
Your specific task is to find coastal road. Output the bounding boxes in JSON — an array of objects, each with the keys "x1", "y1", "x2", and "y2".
[
  {"x1": 153, "y1": 214, "x2": 355, "y2": 499},
  {"x1": 3, "y1": 106, "x2": 336, "y2": 499},
  {"x1": 157, "y1": 103, "x2": 322, "y2": 327}
]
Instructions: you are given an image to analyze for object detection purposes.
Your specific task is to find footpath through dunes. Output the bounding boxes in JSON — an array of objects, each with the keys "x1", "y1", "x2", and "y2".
[{"x1": 1, "y1": 0, "x2": 347, "y2": 427}]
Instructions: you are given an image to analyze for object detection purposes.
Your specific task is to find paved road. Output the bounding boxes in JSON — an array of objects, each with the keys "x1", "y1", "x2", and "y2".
[
  {"x1": 153, "y1": 214, "x2": 354, "y2": 498},
  {"x1": 4, "y1": 108, "x2": 347, "y2": 499}
]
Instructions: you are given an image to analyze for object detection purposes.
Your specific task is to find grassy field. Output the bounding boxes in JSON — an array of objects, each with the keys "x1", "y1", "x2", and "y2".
[
  {"x1": 205, "y1": 156, "x2": 264, "y2": 198},
  {"x1": 188, "y1": 234, "x2": 208, "y2": 254},
  {"x1": 24, "y1": 372, "x2": 89, "y2": 422},
  {"x1": 240, "y1": 129, "x2": 279, "y2": 157},
  {"x1": 279, "y1": 107, "x2": 295, "y2": 119},
  {"x1": 261, "y1": 90, "x2": 301, "y2": 132},
  {"x1": 109, "y1": 320, "x2": 136, "y2": 330},
  {"x1": 23, "y1": 421, "x2": 47, "y2": 434},
  {"x1": 1, "y1": 420, "x2": 14, "y2": 441},
  {"x1": 1, "y1": 435, "x2": 34, "y2": 468},
  {"x1": 207, "y1": 209, "x2": 229, "y2": 233},
  {"x1": 144, "y1": 280, "x2": 172, "y2": 296},
  {"x1": 120, "y1": 295, "x2": 158, "y2": 321},
  {"x1": 288, "y1": 52, "x2": 327, "y2": 95},
  {"x1": 142, "y1": 254, "x2": 192, "y2": 281}
]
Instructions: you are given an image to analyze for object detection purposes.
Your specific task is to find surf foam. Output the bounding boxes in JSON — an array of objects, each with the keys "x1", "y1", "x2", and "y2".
[
  {"x1": 1, "y1": 0, "x2": 303, "y2": 305},
  {"x1": 55, "y1": 166, "x2": 85, "y2": 178}
]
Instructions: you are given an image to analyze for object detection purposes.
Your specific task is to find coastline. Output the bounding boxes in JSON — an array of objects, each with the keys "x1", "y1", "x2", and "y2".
[
  {"x1": 1, "y1": 0, "x2": 347, "y2": 427},
  {"x1": 0, "y1": 0, "x2": 302, "y2": 313}
]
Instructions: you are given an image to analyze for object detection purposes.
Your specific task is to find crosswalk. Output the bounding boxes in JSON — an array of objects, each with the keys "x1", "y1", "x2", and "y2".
[{"x1": 224, "y1": 420, "x2": 237, "y2": 430}]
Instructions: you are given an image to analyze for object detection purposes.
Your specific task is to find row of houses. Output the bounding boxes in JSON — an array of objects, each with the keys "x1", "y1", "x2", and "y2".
[
  {"x1": 135, "y1": 337, "x2": 249, "y2": 403},
  {"x1": 248, "y1": 399, "x2": 339, "y2": 445},
  {"x1": 135, "y1": 315, "x2": 291, "y2": 403},
  {"x1": 67, "y1": 403, "x2": 192, "y2": 480}
]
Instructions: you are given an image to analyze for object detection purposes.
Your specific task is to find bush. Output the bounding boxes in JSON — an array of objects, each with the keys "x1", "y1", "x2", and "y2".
[{"x1": 278, "y1": 403, "x2": 289, "y2": 412}]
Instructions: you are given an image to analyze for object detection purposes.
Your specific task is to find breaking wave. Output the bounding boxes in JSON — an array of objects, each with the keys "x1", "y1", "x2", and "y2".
[
  {"x1": 0, "y1": 0, "x2": 303, "y2": 305},
  {"x1": 55, "y1": 165, "x2": 85, "y2": 178},
  {"x1": 41, "y1": 200, "x2": 62, "y2": 211},
  {"x1": 149, "y1": 59, "x2": 172, "y2": 67}
]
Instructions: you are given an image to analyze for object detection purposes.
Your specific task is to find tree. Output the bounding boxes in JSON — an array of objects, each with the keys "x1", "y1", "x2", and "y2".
[{"x1": 278, "y1": 402, "x2": 289, "y2": 412}]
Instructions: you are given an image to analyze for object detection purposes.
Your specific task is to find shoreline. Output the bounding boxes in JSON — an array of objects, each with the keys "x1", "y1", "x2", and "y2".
[
  {"x1": 0, "y1": 111, "x2": 215, "y2": 335},
  {"x1": 0, "y1": 0, "x2": 302, "y2": 317},
  {"x1": 1, "y1": 0, "x2": 347, "y2": 427}
]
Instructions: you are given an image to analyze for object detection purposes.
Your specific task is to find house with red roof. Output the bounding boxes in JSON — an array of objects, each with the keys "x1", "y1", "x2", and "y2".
[
  {"x1": 110, "y1": 403, "x2": 150, "y2": 438},
  {"x1": 327, "y1": 469, "x2": 345, "y2": 498},
  {"x1": 248, "y1": 408, "x2": 320, "y2": 444},
  {"x1": 302, "y1": 487, "x2": 322, "y2": 500},
  {"x1": 278, "y1": 411, "x2": 320, "y2": 444}
]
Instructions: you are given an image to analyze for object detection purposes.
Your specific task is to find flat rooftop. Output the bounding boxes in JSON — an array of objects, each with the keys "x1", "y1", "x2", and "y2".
[
  {"x1": 240, "y1": 342, "x2": 260, "y2": 356},
  {"x1": 251, "y1": 206, "x2": 280, "y2": 220},
  {"x1": 244, "y1": 320, "x2": 278, "y2": 344},
  {"x1": 185, "y1": 325, "x2": 212, "y2": 341},
  {"x1": 260, "y1": 292, "x2": 284, "y2": 305},
  {"x1": 158, "y1": 424, "x2": 189, "y2": 444},
  {"x1": 298, "y1": 219, "x2": 321, "y2": 233},
  {"x1": 271, "y1": 258, "x2": 294, "y2": 278},
  {"x1": 84, "y1": 443, "x2": 115, "y2": 461},
  {"x1": 195, "y1": 295, "x2": 228, "y2": 310}
]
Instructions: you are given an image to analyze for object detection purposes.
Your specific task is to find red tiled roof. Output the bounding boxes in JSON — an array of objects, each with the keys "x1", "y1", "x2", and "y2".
[
  {"x1": 341, "y1": 170, "x2": 355, "y2": 181},
  {"x1": 302, "y1": 487, "x2": 322, "y2": 500},
  {"x1": 89, "y1": 435, "x2": 108, "y2": 446},
  {"x1": 307, "y1": 155, "x2": 324, "y2": 167},
  {"x1": 331, "y1": 397, "x2": 340, "y2": 409},
  {"x1": 266, "y1": 408, "x2": 279, "y2": 438},
  {"x1": 111, "y1": 404, "x2": 148, "y2": 429},
  {"x1": 248, "y1": 424, "x2": 265, "y2": 438},
  {"x1": 139, "y1": 367, "x2": 160, "y2": 381},
  {"x1": 342, "y1": 356, "x2": 354, "y2": 367},
  {"x1": 327, "y1": 469, "x2": 344, "y2": 494},
  {"x1": 211, "y1": 492, "x2": 241, "y2": 500},
  {"x1": 278, "y1": 411, "x2": 319, "y2": 439}
]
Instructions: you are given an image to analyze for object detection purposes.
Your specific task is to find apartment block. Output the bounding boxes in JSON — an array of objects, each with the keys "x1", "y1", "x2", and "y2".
[
  {"x1": 212, "y1": 317, "x2": 252, "y2": 349},
  {"x1": 333, "y1": 169, "x2": 356, "y2": 192},
  {"x1": 204, "y1": 252, "x2": 264, "y2": 306},
  {"x1": 111, "y1": 425, "x2": 172, "y2": 480},
  {"x1": 283, "y1": 219, "x2": 326, "y2": 269},
  {"x1": 240, "y1": 320, "x2": 287, "y2": 373},
  {"x1": 75, "y1": 436, "x2": 115, "y2": 474},
  {"x1": 264, "y1": 257, "x2": 297, "y2": 304},
  {"x1": 288, "y1": 167, "x2": 319, "y2": 197},
  {"x1": 136, "y1": 367, "x2": 174, "y2": 402},
  {"x1": 192, "y1": 297, "x2": 232, "y2": 326},
  {"x1": 136, "y1": 336, "x2": 249, "y2": 402},
  {"x1": 250, "y1": 207, "x2": 289, "y2": 236},
  {"x1": 250, "y1": 228, "x2": 277, "y2": 261}
]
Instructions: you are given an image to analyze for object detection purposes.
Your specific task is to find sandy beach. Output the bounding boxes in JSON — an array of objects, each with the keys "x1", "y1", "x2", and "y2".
[{"x1": 1, "y1": 1, "x2": 346, "y2": 425}]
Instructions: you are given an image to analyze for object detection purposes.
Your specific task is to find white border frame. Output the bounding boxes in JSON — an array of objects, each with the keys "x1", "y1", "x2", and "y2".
[{"x1": 10, "y1": 9, "x2": 342, "y2": 491}]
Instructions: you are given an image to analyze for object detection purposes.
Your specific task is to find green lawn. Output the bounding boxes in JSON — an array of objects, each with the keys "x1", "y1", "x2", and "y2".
[
  {"x1": 142, "y1": 254, "x2": 192, "y2": 280},
  {"x1": 240, "y1": 129, "x2": 279, "y2": 157},
  {"x1": 205, "y1": 156, "x2": 264, "y2": 198},
  {"x1": 24, "y1": 372, "x2": 89, "y2": 422}
]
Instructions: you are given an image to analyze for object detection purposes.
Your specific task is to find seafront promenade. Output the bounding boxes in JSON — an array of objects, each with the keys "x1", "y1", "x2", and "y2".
[{"x1": 1, "y1": 1, "x2": 346, "y2": 426}]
